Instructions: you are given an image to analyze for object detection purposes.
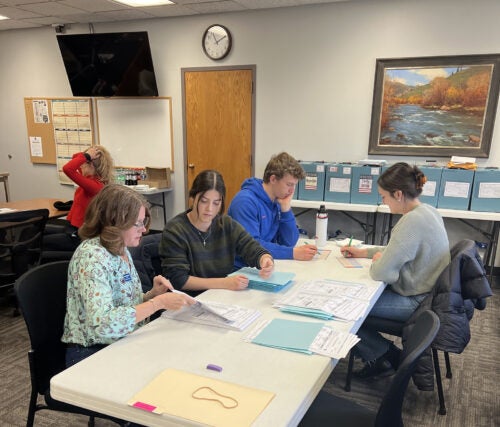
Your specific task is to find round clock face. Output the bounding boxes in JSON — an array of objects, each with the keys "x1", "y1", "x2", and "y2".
[{"x1": 202, "y1": 24, "x2": 232, "y2": 60}]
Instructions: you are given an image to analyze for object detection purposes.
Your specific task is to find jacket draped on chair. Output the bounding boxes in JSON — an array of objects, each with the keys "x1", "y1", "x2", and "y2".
[{"x1": 402, "y1": 239, "x2": 492, "y2": 391}]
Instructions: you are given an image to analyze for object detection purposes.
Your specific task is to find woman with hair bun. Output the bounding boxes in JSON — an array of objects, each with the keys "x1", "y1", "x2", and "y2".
[{"x1": 341, "y1": 162, "x2": 450, "y2": 379}]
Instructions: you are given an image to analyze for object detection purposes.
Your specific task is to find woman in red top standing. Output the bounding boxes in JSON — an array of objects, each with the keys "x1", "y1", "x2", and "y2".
[{"x1": 44, "y1": 145, "x2": 114, "y2": 252}]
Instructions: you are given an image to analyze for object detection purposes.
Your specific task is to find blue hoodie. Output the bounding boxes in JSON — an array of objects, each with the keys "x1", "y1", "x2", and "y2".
[{"x1": 228, "y1": 177, "x2": 299, "y2": 266}]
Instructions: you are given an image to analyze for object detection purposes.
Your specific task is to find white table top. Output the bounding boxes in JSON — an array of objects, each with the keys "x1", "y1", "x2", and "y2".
[
  {"x1": 51, "y1": 244, "x2": 383, "y2": 427},
  {"x1": 132, "y1": 187, "x2": 173, "y2": 196}
]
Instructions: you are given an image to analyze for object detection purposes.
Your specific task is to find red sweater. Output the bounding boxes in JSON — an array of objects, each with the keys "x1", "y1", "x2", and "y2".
[{"x1": 63, "y1": 152, "x2": 104, "y2": 228}]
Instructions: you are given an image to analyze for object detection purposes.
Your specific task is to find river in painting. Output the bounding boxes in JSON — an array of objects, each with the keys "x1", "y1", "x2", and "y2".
[{"x1": 379, "y1": 104, "x2": 483, "y2": 147}]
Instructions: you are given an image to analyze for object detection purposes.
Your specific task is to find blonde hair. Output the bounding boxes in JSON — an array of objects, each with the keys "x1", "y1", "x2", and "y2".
[
  {"x1": 87, "y1": 145, "x2": 115, "y2": 184},
  {"x1": 79, "y1": 184, "x2": 150, "y2": 255}
]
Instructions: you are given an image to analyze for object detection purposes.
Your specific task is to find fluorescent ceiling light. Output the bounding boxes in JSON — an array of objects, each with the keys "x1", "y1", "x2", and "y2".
[
  {"x1": 0, "y1": 15, "x2": 9, "y2": 20},
  {"x1": 114, "y1": 0, "x2": 175, "y2": 6}
]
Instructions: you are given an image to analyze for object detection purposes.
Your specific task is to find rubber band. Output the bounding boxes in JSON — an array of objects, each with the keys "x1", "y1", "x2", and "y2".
[{"x1": 191, "y1": 386, "x2": 238, "y2": 409}]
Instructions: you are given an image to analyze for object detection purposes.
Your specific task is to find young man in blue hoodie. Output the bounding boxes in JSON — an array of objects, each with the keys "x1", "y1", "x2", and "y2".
[{"x1": 228, "y1": 152, "x2": 318, "y2": 267}]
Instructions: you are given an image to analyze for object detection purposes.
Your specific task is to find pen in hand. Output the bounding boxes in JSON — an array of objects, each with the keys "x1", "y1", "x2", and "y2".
[
  {"x1": 304, "y1": 241, "x2": 321, "y2": 255},
  {"x1": 343, "y1": 236, "x2": 353, "y2": 258}
]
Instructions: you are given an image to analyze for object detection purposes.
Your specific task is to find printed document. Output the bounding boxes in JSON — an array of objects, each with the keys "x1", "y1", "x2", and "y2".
[
  {"x1": 274, "y1": 279, "x2": 376, "y2": 321},
  {"x1": 162, "y1": 291, "x2": 261, "y2": 331}
]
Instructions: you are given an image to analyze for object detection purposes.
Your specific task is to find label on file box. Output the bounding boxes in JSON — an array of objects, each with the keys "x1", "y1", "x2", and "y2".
[
  {"x1": 422, "y1": 181, "x2": 437, "y2": 197},
  {"x1": 358, "y1": 175, "x2": 373, "y2": 193},
  {"x1": 329, "y1": 177, "x2": 350, "y2": 193},
  {"x1": 305, "y1": 174, "x2": 318, "y2": 190},
  {"x1": 478, "y1": 182, "x2": 500, "y2": 198},
  {"x1": 444, "y1": 181, "x2": 470, "y2": 198}
]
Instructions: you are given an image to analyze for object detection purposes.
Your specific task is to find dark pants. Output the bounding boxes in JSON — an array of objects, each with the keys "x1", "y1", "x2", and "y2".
[
  {"x1": 43, "y1": 223, "x2": 81, "y2": 252},
  {"x1": 65, "y1": 344, "x2": 107, "y2": 368}
]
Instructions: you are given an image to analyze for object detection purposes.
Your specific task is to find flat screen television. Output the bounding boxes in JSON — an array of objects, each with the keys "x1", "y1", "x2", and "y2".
[{"x1": 56, "y1": 31, "x2": 159, "y2": 97}]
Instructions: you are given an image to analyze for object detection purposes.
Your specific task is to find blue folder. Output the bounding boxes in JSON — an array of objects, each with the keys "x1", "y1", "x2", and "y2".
[
  {"x1": 228, "y1": 267, "x2": 295, "y2": 292},
  {"x1": 252, "y1": 318, "x2": 325, "y2": 354}
]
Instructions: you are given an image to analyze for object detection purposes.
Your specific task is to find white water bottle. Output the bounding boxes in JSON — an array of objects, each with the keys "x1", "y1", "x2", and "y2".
[{"x1": 316, "y1": 204, "x2": 328, "y2": 248}]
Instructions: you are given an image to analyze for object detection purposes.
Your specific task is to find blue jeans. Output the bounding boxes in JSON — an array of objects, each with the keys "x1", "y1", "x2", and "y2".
[
  {"x1": 66, "y1": 344, "x2": 107, "y2": 368},
  {"x1": 354, "y1": 288, "x2": 428, "y2": 362}
]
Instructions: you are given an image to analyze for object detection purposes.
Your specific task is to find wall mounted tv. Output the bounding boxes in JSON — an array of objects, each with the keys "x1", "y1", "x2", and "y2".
[{"x1": 57, "y1": 31, "x2": 159, "y2": 97}]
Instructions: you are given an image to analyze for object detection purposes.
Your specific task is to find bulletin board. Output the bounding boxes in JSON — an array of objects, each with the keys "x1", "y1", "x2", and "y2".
[
  {"x1": 24, "y1": 97, "x2": 94, "y2": 174},
  {"x1": 24, "y1": 98, "x2": 57, "y2": 164},
  {"x1": 95, "y1": 97, "x2": 174, "y2": 170}
]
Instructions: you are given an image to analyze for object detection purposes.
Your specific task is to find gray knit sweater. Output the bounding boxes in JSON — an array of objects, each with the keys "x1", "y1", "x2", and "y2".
[{"x1": 367, "y1": 203, "x2": 450, "y2": 296}]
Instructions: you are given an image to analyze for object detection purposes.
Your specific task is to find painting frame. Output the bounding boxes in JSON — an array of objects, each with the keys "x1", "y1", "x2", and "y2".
[{"x1": 368, "y1": 54, "x2": 500, "y2": 158}]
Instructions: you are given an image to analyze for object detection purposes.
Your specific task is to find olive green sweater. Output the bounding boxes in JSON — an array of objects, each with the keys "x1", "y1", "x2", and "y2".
[{"x1": 159, "y1": 211, "x2": 269, "y2": 290}]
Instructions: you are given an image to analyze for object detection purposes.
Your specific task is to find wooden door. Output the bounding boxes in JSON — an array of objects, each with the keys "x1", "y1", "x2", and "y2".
[{"x1": 183, "y1": 68, "x2": 254, "y2": 208}]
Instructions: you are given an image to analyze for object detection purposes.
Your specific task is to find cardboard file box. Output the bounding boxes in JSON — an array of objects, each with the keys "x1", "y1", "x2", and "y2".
[
  {"x1": 437, "y1": 168, "x2": 474, "y2": 210},
  {"x1": 470, "y1": 168, "x2": 500, "y2": 212},
  {"x1": 351, "y1": 165, "x2": 381, "y2": 205},
  {"x1": 297, "y1": 162, "x2": 326, "y2": 201},
  {"x1": 419, "y1": 166, "x2": 443, "y2": 207},
  {"x1": 141, "y1": 167, "x2": 171, "y2": 189},
  {"x1": 324, "y1": 163, "x2": 352, "y2": 203}
]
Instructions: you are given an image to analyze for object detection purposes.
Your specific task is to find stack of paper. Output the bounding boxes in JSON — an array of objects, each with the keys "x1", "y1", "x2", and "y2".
[
  {"x1": 245, "y1": 318, "x2": 359, "y2": 359},
  {"x1": 274, "y1": 279, "x2": 376, "y2": 321},
  {"x1": 228, "y1": 267, "x2": 295, "y2": 292},
  {"x1": 162, "y1": 296, "x2": 261, "y2": 331}
]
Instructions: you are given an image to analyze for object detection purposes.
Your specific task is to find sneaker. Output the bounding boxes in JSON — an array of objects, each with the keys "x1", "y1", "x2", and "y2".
[{"x1": 353, "y1": 357, "x2": 395, "y2": 379}]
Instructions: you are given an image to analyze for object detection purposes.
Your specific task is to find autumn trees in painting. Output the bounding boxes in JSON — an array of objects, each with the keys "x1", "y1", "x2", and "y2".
[
  {"x1": 369, "y1": 55, "x2": 500, "y2": 158},
  {"x1": 381, "y1": 66, "x2": 492, "y2": 129}
]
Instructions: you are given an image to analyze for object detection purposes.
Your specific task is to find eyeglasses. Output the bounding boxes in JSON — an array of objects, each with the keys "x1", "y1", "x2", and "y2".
[{"x1": 133, "y1": 217, "x2": 150, "y2": 229}]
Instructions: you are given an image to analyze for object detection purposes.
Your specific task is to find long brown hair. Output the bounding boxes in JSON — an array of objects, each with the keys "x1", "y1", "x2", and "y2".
[{"x1": 79, "y1": 184, "x2": 150, "y2": 255}]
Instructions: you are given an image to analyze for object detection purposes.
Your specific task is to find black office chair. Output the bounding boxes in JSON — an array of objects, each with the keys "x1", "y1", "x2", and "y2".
[
  {"x1": 0, "y1": 208, "x2": 49, "y2": 315},
  {"x1": 344, "y1": 239, "x2": 492, "y2": 416},
  {"x1": 14, "y1": 261, "x2": 124, "y2": 427},
  {"x1": 300, "y1": 310, "x2": 440, "y2": 427}
]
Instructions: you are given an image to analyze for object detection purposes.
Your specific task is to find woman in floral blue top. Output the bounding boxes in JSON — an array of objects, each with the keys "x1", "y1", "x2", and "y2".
[{"x1": 62, "y1": 184, "x2": 193, "y2": 367}]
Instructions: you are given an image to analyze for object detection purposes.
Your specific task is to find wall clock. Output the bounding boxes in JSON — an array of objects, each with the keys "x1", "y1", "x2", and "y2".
[{"x1": 202, "y1": 24, "x2": 232, "y2": 60}]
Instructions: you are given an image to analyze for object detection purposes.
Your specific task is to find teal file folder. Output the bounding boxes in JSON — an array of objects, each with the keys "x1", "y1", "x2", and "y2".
[
  {"x1": 252, "y1": 318, "x2": 325, "y2": 354},
  {"x1": 228, "y1": 267, "x2": 295, "y2": 292}
]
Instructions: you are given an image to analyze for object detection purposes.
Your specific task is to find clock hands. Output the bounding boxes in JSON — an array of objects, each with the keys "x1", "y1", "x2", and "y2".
[
  {"x1": 215, "y1": 35, "x2": 227, "y2": 44},
  {"x1": 211, "y1": 32, "x2": 227, "y2": 45}
]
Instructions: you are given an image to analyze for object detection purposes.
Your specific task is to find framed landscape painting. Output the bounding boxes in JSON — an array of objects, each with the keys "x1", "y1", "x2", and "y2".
[{"x1": 368, "y1": 54, "x2": 500, "y2": 158}]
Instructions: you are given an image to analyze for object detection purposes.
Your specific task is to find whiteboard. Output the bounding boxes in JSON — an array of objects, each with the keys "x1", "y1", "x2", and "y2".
[{"x1": 95, "y1": 97, "x2": 174, "y2": 170}]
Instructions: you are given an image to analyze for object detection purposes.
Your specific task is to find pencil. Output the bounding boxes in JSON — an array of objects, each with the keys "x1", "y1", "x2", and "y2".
[{"x1": 343, "y1": 236, "x2": 353, "y2": 258}]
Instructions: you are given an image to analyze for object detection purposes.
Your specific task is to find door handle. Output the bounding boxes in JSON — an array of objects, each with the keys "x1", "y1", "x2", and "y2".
[{"x1": 188, "y1": 163, "x2": 195, "y2": 169}]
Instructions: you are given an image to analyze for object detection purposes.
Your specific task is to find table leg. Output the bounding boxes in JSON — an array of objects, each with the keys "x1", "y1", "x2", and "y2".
[
  {"x1": 485, "y1": 221, "x2": 499, "y2": 284},
  {"x1": 1, "y1": 176, "x2": 9, "y2": 202},
  {"x1": 161, "y1": 191, "x2": 167, "y2": 226}
]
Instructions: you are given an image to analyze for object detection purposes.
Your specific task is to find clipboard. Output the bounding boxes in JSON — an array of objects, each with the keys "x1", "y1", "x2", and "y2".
[{"x1": 127, "y1": 368, "x2": 275, "y2": 426}]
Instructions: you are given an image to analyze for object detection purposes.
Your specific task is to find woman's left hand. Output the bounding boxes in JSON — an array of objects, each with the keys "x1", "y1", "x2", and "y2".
[
  {"x1": 259, "y1": 254, "x2": 274, "y2": 279},
  {"x1": 151, "y1": 275, "x2": 174, "y2": 296}
]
